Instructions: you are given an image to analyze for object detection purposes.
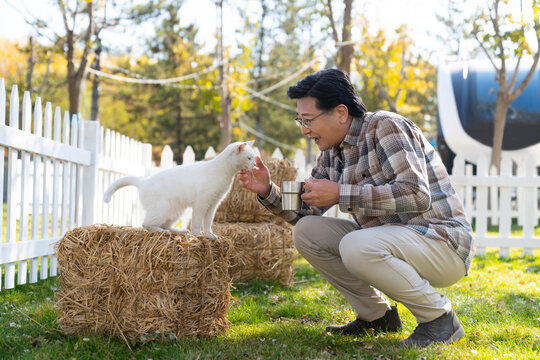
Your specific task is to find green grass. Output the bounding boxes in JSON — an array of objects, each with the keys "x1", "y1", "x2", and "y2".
[{"x1": 1, "y1": 252, "x2": 540, "y2": 359}]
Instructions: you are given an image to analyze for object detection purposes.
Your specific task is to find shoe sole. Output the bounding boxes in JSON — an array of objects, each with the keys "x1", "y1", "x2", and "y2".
[
  {"x1": 325, "y1": 326, "x2": 402, "y2": 335},
  {"x1": 444, "y1": 324, "x2": 465, "y2": 344},
  {"x1": 398, "y1": 325, "x2": 465, "y2": 347}
]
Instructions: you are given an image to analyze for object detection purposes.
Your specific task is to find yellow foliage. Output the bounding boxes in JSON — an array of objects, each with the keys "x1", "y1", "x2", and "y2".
[
  {"x1": 232, "y1": 126, "x2": 244, "y2": 138},
  {"x1": 0, "y1": 38, "x2": 27, "y2": 84}
]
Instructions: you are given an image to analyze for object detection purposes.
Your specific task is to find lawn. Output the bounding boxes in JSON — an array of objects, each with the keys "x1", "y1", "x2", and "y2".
[{"x1": 1, "y1": 250, "x2": 539, "y2": 360}]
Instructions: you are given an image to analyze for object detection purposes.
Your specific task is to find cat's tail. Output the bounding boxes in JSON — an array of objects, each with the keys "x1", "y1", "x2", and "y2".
[{"x1": 103, "y1": 176, "x2": 142, "y2": 203}]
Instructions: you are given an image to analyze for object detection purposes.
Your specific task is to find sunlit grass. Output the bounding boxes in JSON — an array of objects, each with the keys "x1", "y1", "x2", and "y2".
[{"x1": 1, "y1": 252, "x2": 539, "y2": 359}]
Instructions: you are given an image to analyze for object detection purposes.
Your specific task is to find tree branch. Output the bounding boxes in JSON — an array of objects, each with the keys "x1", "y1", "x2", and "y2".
[
  {"x1": 323, "y1": 0, "x2": 340, "y2": 43},
  {"x1": 76, "y1": 1, "x2": 94, "y2": 80},
  {"x1": 509, "y1": 13, "x2": 540, "y2": 102},
  {"x1": 58, "y1": 0, "x2": 70, "y2": 32},
  {"x1": 375, "y1": 78, "x2": 397, "y2": 113},
  {"x1": 490, "y1": 0, "x2": 507, "y2": 87},
  {"x1": 473, "y1": 29, "x2": 500, "y2": 72}
]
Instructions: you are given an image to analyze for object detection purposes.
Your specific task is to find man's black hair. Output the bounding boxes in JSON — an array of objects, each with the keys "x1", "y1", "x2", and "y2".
[{"x1": 287, "y1": 68, "x2": 367, "y2": 117}]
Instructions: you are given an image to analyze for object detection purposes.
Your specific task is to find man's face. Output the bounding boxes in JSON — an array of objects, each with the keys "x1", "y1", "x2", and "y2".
[{"x1": 296, "y1": 96, "x2": 349, "y2": 151}]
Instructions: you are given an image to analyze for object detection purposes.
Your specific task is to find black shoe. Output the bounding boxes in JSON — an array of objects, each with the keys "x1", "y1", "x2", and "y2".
[
  {"x1": 399, "y1": 309, "x2": 465, "y2": 347},
  {"x1": 325, "y1": 306, "x2": 402, "y2": 335}
]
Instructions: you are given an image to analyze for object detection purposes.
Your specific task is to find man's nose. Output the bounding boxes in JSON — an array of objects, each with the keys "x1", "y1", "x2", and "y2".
[{"x1": 300, "y1": 125, "x2": 310, "y2": 135}]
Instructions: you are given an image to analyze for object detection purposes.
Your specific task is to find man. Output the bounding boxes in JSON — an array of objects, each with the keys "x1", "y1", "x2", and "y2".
[{"x1": 237, "y1": 68, "x2": 474, "y2": 347}]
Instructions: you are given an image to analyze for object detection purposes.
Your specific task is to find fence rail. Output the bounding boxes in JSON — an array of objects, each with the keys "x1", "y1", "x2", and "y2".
[
  {"x1": 0, "y1": 80, "x2": 151, "y2": 290},
  {"x1": 450, "y1": 154, "x2": 539, "y2": 257},
  {"x1": 1, "y1": 79, "x2": 539, "y2": 290}
]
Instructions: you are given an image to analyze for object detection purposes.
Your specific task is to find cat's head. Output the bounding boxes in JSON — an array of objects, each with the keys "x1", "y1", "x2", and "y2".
[{"x1": 228, "y1": 140, "x2": 256, "y2": 170}]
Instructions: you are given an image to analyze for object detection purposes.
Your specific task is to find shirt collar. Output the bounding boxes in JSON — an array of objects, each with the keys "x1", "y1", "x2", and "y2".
[{"x1": 331, "y1": 114, "x2": 366, "y2": 156}]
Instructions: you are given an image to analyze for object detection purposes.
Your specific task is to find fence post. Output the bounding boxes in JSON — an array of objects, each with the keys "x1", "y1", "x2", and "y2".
[
  {"x1": 523, "y1": 154, "x2": 536, "y2": 256},
  {"x1": 81, "y1": 120, "x2": 101, "y2": 226},
  {"x1": 272, "y1": 148, "x2": 284, "y2": 159},
  {"x1": 5, "y1": 85, "x2": 19, "y2": 289},
  {"x1": 476, "y1": 154, "x2": 489, "y2": 257},
  {"x1": 204, "y1": 146, "x2": 216, "y2": 159},
  {"x1": 0, "y1": 79, "x2": 4, "y2": 290},
  {"x1": 498, "y1": 154, "x2": 513, "y2": 258},
  {"x1": 183, "y1": 146, "x2": 195, "y2": 164},
  {"x1": 294, "y1": 149, "x2": 306, "y2": 181},
  {"x1": 160, "y1": 145, "x2": 174, "y2": 168}
]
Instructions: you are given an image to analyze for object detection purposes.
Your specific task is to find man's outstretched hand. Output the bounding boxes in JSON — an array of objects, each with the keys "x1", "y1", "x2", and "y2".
[{"x1": 237, "y1": 156, "x2": 272, "y2": 198}]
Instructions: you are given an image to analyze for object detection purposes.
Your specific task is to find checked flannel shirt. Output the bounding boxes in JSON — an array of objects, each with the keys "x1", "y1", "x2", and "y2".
[{"x1": 258, "y1": 111, "x2": 475, "y2": 273}]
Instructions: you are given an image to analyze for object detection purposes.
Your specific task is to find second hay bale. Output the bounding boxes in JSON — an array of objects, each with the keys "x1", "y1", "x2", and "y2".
[{"x1": 213, "y1": 222, "x2": 297, "y2": 286}]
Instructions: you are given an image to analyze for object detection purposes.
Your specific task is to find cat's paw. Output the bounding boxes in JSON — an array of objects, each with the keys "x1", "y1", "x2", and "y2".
[
  {"x1": 205, "y1": 232, "x2": 218, "y2": 240},
  {"x1": 169, "y1": 228, "x2": 188, "y2": 234}
]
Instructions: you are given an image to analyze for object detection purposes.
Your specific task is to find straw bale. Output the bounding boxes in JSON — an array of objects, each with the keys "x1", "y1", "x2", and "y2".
[
  {"x1": 214, "y1": 157, "x2": 297, "y2": 226},
  {"x1": 55, "y1": 225, "x2": 232, "y2": 340},
  {"x1": 213, "y1": 222, "x2": 297, "y2": 286}
]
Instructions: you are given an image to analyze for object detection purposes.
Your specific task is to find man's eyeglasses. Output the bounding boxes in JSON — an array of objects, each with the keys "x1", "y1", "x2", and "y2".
[{"x1": 294, "y1": 111, "x2": 328, "y2": 129}]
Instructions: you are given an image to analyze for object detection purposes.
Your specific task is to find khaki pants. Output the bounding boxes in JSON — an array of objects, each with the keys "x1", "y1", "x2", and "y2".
[{"x1": 292, "y1": 216, "x2": 466, "y2": 323}]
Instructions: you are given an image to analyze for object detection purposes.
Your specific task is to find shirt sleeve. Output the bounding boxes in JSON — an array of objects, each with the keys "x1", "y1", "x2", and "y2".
[
  {"x1": 338, "y1": 117, "x2": 431, "y2": 215},
  {"x1": 258, "y1": 153, "x2": 331, "y2": 224}
]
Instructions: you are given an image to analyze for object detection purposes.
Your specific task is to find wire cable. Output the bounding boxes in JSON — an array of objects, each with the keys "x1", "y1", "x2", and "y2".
[
  {"x1": 238, "y1": 115, "x2": 298, "y2": 151},
  {"x1": 86, "y1": 65, "x2": 217, "y2": 84}
]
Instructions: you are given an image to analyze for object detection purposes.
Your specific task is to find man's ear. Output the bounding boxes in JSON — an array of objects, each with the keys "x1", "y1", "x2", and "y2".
[{"x1": 336, "y1": 104, "x2": 349, "y2": 123}]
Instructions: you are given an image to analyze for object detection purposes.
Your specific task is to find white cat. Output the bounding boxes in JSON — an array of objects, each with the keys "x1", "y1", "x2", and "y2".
[{"x1": 103, "y1": 141, "x2": 257, "y2": 239}]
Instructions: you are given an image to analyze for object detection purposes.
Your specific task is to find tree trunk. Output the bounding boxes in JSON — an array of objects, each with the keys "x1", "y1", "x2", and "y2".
[
  {"x1": 175, "y1": 91, "x2": 183, "y2": 164},
  {"x1": 66, "y1": 29, "x2": 79, "y2": 115},
  {"x1": 26, "y1": 36, "x2": 35, "y2": 93},
  {"x1": 216, "y1": 0, "x2": 231, "y2": 150},
  {"x1": 491, "y1": 95, "x2": 510, "y2": 174},
  {"x1": 219, "y1": 85, "x2": 231, "y2": 150},
  {"x1": 61, "y1": 0, "x2": 94, "y2": 116},
  {"x1": 90, "y1": 36, "x2": 102, "y2": 121},
  {"x1": 255, "y1": 0, "x2": 267, "y2": 152},
  {"x1": 324, "y1": 0, "x2": 354, "y2": 74},
  {"x1": 337, "y1": 0, "x2": 353, "y2": 73}
]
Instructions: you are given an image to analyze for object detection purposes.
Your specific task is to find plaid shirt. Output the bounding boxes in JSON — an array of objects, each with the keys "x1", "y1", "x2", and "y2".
[{"x1": 259, "y1": 111, "x2": 474, "y2": 273}]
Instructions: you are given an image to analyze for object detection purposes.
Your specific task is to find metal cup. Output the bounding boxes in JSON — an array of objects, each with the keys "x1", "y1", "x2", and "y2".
[{"x1": 281, "y1": 181, "x2": 305, "y2": 211}]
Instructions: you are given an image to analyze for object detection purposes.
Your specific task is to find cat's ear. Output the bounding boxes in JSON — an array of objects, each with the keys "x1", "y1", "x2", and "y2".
[
  {"x1": 237, "y1": 140, "x2": 254, "y2": 153},
  {"x1": 237, "y1": 143, "x2": 247, "y2": 152}
]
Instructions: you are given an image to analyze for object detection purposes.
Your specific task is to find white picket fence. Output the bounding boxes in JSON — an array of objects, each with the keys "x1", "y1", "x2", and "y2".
[
  {"x1": 450, "y1": 154, "x2": 540, "y2": 257},
  {"x1": 1, "y1": 79, "x2": 539, "y2": 291},
  {"x1": 0, "y1": 80, "x2": 154, "y2": 290}
]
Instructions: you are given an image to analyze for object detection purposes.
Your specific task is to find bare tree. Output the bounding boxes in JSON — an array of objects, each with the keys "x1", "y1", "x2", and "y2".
[
  {"x1": 323, "y1": 0, "x2": 354, "y2": 73},
  {"x1": 57, "y1": 0, "x2": 94, "y2": 116},
  {"x1": 471, "y1": 0, "x2": 540, "y2": 172}
]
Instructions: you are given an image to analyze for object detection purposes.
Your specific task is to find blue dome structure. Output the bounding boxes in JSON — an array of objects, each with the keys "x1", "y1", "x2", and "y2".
[{"x1": 437, "y1": 60, "x2": 540, "y2": 172}]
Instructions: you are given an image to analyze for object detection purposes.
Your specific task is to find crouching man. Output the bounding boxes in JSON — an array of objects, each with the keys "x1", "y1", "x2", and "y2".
[{"x1": 238, "y1": 69, "x2": 474, "y2": 347}]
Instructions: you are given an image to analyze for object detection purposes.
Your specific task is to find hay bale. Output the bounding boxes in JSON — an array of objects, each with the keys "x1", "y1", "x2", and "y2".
[
  {"x1": 214, "y1": 157, "x2": 297, "y2": 226},
  {"x1": 55, "y1": 225, "x2": 232, "y2": 340},
  {"x1": 213, "y1": 222, "x2": 297, "y2": 286}
]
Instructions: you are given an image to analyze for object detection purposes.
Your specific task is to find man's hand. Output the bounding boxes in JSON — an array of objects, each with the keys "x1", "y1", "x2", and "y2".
[
  {"x1": 301, "y1": 179, "x2": 339, "y2": 207},
  {"x1": 237, "y1": 156, "x2": 272, "y2": 198}
]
